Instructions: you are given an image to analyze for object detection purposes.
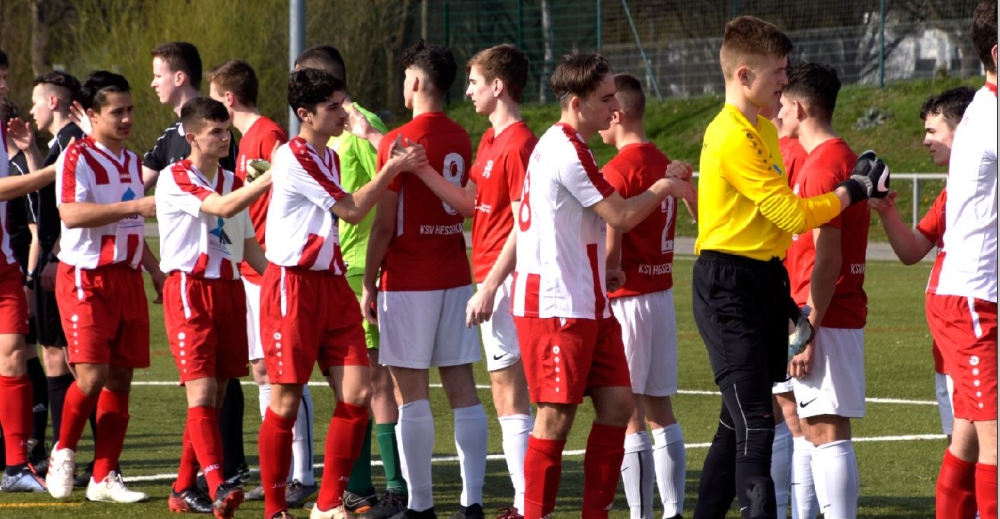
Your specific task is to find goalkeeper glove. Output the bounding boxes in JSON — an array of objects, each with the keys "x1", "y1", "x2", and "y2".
[
  {"x1": 245, "y1": 159, "x2": 271, "y2": 183},
  {"x1": 836, "y1": 150, "x2": 890, "y2": 205},
  {"x1": 788, "y1": 304, "x2": 814, "y2": 364}
]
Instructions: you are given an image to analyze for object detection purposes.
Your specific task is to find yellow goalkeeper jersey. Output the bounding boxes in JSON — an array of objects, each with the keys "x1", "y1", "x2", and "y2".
[{"x1": 695, "y1": 103, "x2": 841, "y2": 261}]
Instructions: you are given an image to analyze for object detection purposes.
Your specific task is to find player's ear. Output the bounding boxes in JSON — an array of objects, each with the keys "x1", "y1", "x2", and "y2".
[
  {"x1": 295, "y1": 106, "x2": 311, "y2": 124},
  {"x1": 492, "y1": 77, "x2": 503, "y2": 98},
  {"x1": 736, "y1": 65, "x2": 750, "y2": 86},
  {"x1": 174, "y1": 70, "x2": 186, "y2": 88},
  {"x1": 992, "y1": 44, "x2": 998, "y2": 69}
]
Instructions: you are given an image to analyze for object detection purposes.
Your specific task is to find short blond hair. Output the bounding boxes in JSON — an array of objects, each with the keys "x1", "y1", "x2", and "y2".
[{"x1": 719, "y1": 16, "x2": 792, "y2": 79}]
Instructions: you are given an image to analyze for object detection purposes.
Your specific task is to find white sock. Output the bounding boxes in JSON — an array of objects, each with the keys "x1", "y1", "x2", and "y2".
[
  {"x1": 810, "y1": 440, "x2": 859, "y2": 519},
  {"x1": 498, "y1": 414, "x2": 533, "y2": 511},
  {"x1": 290, "y1": 385, "x2": 315, "y2": 485},
  {"x1": 453, "y1": 404, "x2": 488, "y2": 506},
  {"x1": 791, "y1": 436, "x2": 819, "y2": 519},
  {"x1": 652, "y1": 424, "x2": 686, "y2": 518},
  {"x1": 622, "y1": 431, "x2": 654, "y2": 519},
  {"x1": 770, "y1": 422, "x2": 792, "y2": 519},
  {"x1": 398, "y1": 400, "x2": 435, "y2": 511},
  {"x1": 257, "y1": 383, "x2": 271, "y2": 419}
]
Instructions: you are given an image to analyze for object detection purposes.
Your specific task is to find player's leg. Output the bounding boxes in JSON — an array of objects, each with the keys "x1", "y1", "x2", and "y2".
[
  {"x1": 526, "y1": 401, "x2": 578, "y2": 518},
  {"x1": 261, "y1": 382, "x2": 304, "y2": 517},
  {"x1": 935, "y1": 373, "x2": 954, "y2": 444},
  {"x1": 369, "y1": 349, "x2": 406, "y2": 514},
  {"x1": 801, "y1": 415, "x2": 856, "y2": 519},
  {"x1": 218, "y1": 377, "x2": 247, "y2": 484},
  {"x1": 962, "y1": 298, "x2": 998, "y2": 518},
  {"x1": 313, "y1": 359, "x2": 371, "y2": 517},
  {"x1": 36, "y1": 256, "x2": 74, "y2": 455},
  {"x1": 722, "y1": 375, "x2": 778, "y2": 518},
  {"x1": 343, "y1": 274, "x2": 379, "y2": 512},
  {"x1": 694, "y1": 400, "x2": 738, "y2": 518},
  {"x1": 25, "y1": 344, "x2": 49, "y2": 469},
  {"x1": 0, "y1": 330, "x2": 45, "y2": 493},
  {"x1": 973, "y1": 419, "x2": 998, "y2": 518},
  {"x1": 774, "y1": 389, "x2": 817, "y2": 519},
  {"x1": 82, "y1": 363, "x2": 147, "y2": 503},
  {"x1": 769, "y1": 394, "x2": 791, "y2": 519}
]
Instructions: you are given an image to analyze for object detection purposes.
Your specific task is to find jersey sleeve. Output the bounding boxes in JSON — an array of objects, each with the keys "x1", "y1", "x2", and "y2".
[
  {"x1": 800, "y1": 152, "x2": 847, "y2": 229},
  {"x1": 916, "y1": 190, "x2": 947, "y2": 244},
  {"x1": 720, "y1": 130, "x2": 840, "y2": 234},
  {"x1": 163, "y1": 166, "x2": 213, "y2": 217},
  {"x1": 56, "y1": 145, "x2": 92, "y2": 206},
  {"x1": 559, "y1": 139, "x2": 615, "y2": 208},
  {"x1": 283, "y1": 148, "x2": 346, "y2": 212},
  {"x1": 143, "y1": 135, "x2": 169, "y2": 171}
]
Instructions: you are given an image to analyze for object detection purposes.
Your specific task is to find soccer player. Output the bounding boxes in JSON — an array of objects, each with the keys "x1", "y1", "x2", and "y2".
[
  {"x1": 597, "y1": 73, "x2": 693, "y2": 519},
  {"x1": 44, "y1": 70, "x2": 164, "y2": 503},
  {"x1": 511, "y1": 52, "x2": 694, "y2": 518},
  {"x1": 258, "y1": 68, "x2": 425, "y2": 519},
  {"x1": 291, "y1": 45, "x2": 407, "y2": 516},
  {"x1": 207, "y1": 58, "x2": 320, "y2": 508},
  {"x1": 934, "y1": 1, "x2": 998, "y2": 516},
  {"x1": 157, "y1": 97, "x2": 273, "y2": 517},
  {"x1": 779, "y1": 62, "x2": 870, "y2": 518},
  {"x1": 146, "y1": 41, "x2": 247, "y2": 487},
  {"x1": 404, "y1": 43, "x2": 537, "y2": 519},
  {"x1": 691, "y1": 17, "x2": 889, "y2": 518},
  {"x1": 361, "y1": 40, "x2": 488, "y2": 519}
]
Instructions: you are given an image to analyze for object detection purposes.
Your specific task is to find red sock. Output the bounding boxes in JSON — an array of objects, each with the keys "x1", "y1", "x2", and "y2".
[
  {"x1": 0, "y1": 376, "x2": 32, "y2": 466},
  {"x1": 174, "y1": 424, "x2": 199, "y2": 493},
  {"x1": 93, "y1": 389, "x2": 130, "y2": 482},
  {"x1": 317, "y1": 402, "x2": 369, "y2": 511},
  {"x1": 187, "y1": 406, "x2": 225, "y2": 499},
  {"x1": 581, "y1": 423, "x2": 626, "y2": 518},
  {"x1": 523, "y1": 436, "x2": 565, "y2": 519},
  {"x1": 936, "y1": 449, "x2": 978, "y2": 519},
  {"x1": 58, "y1": 382, "x2": 100, "y2": 452},
  {"x1": 976, "y1": 463, "x2": 998, "y2": 519},
  {"x1": 260, "y1": 408, "x2": 295, "y2": 517}
]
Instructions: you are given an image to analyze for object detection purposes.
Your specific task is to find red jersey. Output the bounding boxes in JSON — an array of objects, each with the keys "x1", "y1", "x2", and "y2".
[
  {"x1": 236, "y1": 117, "x2": 288, "y2": 282},
  {"x1": 917, "y1": 189, "x2": 947, "y2": 374},
  {"x1": 376, "y1": 112, "x2": 472, "y2": 291},
  {"x1": 603, "y1": 143, "x2": 676, "y2": 298},
  {"x1": 784, "y1": 138, "x2": 869, "y2": 329},
  {"x1": 779, "y1": 136, "x2": 807, "y2": 187},
  {"x1": 470, "y1": 121, "x2": 537, "y2": 283}
]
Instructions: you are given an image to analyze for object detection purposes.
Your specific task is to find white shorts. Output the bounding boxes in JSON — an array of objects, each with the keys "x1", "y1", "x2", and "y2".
[
  {"x1": 378, "y1": 285, "x2": 481, "y2": 369},
  {"x1": 773, "y1": 379, "x2": 795, "y2": 394},
  {"x1": 792, "y1": 327, "x2": 865, "y2": 419},
  {"x1": 479, "y1": 278, "x2": 521, "y2": 372},
  {"x1": 243, "y1": 277, "x2": 263, "y2": 362},
  {"x1": 936, "y1": 372, "x2": 954, "y2": 435},
  {"x1": 610, "y1": 289, "x2": 678, "y2": 397}
]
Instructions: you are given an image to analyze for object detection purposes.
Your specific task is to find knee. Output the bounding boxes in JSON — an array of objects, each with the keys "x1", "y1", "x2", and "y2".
[
  {"x1": 251, "y1": 360, "x2": 269, "y2": 385},
  {"x1": 42, "y1": 347, "x2": 69, "y2": 375},
  {"x1": 598, "y1": 392, "x2": 636, "y2": 427},
  {"x1": 344, "y1": 382, "x2": 372, "y2": 409},
  {"x1": 76, "y1": 371, "x2": 108, "y2": 396},
  {"x1": 370, "y1": 365, "x2": 393, "y2": 395}
]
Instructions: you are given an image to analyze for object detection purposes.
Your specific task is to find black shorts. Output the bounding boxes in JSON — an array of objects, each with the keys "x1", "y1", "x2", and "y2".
[
  {"x1": 34, "y1": 256, "x2": 66, "y2": 348},
  {"x1": 692, "y1": 250, "x2": 799, "y2": 388}
]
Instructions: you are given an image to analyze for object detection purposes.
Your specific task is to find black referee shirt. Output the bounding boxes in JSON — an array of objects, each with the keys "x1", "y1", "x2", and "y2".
[
  {"x1": 144, "y1": 120, "x2": 238, "y2": 173},
  {"x1": 7, "y1": 151, "x2": 36, "y2": 271},
  {"x1": 36, "y1": 122, "x2": 86, "y2": 253}
]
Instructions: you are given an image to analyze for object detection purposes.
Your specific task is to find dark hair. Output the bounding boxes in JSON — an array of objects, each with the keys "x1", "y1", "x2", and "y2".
[
  {"x1": 467, "y1": 44, "x2": 530, "y2": 103},
  {"x1": 287, "y1": 68, "x2": 346, "y2": 121},
  {"x1": 0, "y1": 50, "x2": 8, "y2": 70},
  {"x1": 294, "y1": 45, "x2": 347, "y2": 83},
  {"x1": 151, "y1": 41, "x2": 203, "y2": 90},
  {"x1": 550, "y1": 52, "x2": 612, "y2": 102},
  {"x1": 613, "y1": 73, "x2": 645, "y2": 118},
  {"x1": 80, "y1": 71, "x2": 131, "y2": 111},
  {"x1": 403, "y1": 39, "x2": 457, "y2": 93},
  {"x1": 720, "y1": 16, "x2": 793, "y2": 78},
  {"x1": 207, "y1": 59, "x2": 259, "y2": 107},
  {"x1": 972, "y1": 0, "x2": 997, "y2": 74},
  {"x1": 33, "y1": 71, "x2": 83, "y2": 106},
  {"x1": 0, "y1": 98, "x2": 19, "y2": 123},
  {"x1": 180, "y1": 97, "x2": 230, "y2": 135},
  {"x1": 920, "y1": 86, "x2": 976, "y2": 129},
  {"x1": 783, "y1": 62, "x2": 841, "y2": 121}
]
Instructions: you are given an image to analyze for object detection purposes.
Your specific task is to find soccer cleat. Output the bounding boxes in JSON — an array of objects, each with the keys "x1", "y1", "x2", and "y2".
[
  {"x1": 1, "y1": 465, "x2": 47, "y2": 492},
  {"x1": 388, "y1": 508, "x2": 437, "y2": 519},
  {"x1": 344, "y1": 486, "x2": 378, "y2": 513},
  {"x1": 245, "y1": 484, "x2": 266, "y2": 501},
  {"x1": 86, "y1": 470, "x2": 149, "y2": 503},
  {"x1": 213, "y1": 481, "x2": 245, "y2": 519},
  {"x1": 168, "y1": 486, "x2": 214, "y2": 513},
  {"x1": 310, "y1": 503, "x2": 349, "y2": 519},
  {"x1": 360, "y1": 490, "x2": 407, "y2": 519},
  {"x1": 271, "y1": 512, "x2": 298, "y2": 519},
  {"x1": 73, "y1": 460, "x2": 93, "y2": 488},
  {"x1": 494, "y1": 508, "x2": 523, "y2": 519},
  {"x1": 198, "y1": 463, "x2": 248, "y2": 494},
  {"x1": 45, "y1": 443, "x2": 76, "y2": 499},
  {"x1": 287, "y1": 480, "x2": 320, "y2": 508},
  {"x1": 450, "y1": 504, "x2": 484, "y2": 519}
]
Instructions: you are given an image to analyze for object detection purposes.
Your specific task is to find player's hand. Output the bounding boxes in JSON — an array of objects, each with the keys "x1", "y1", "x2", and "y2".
[
  {"x1": 40, "y1": 261, "x2": 58, "y2": 292},
  {"x1": 69, "y1": 101, "x2": 93, "y2": 136},
  {"x1": 606, "y1": 268, "x2": 626, "y2": 293},
  {"x1": 868, "y1": 190, "x2": 898, "y2": 214},
  {"x1": 347, "y1": 105, "x2": 376, "y2": 141},
  {"x1": 665, "y1": 177, "x2": 697, "y2": 205},
  {"x1": 665, "y1": 160, "x2": 693, "y2": 181},
  {"x1": 360, "y1": 285, "x2": 378, "y2": 325},
  {"x1": 6, "y1": 118, "x2": 36, "y2": 151},
  {"x1": 466, "y1": 287, "x2": 497, "y2": 327},
  {"x1": 388, "y1": 137, "x2": 428, "y2": 175},
  {"x1": 838, "y1": 150, "x2": 890, "y2": 204},
  {"x1": 788, "y1": 342, "x2": 814, "y2": 378},
  {"x1": 134, "y1": 197, "x2": 157, "y2": 218},
  {"x1": 149, "y1": 269, "x2": 165, "y2": 304}
]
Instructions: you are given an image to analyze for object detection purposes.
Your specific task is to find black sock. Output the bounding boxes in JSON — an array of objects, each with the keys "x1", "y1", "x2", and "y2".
[
  {"x1": 5, "y1": 463, "x2": 27, "y2": 476},
  {"x1": 26, "y1": 358, "x2": 48, "y2": 459},
  {"x1": 218, "y1": 378, "x2": 246, "y2": 478},
  {"x1": 46, "y1": 373, "x2": 75, "y2": 446},
  {"x1": 695, "y1": 402, "x2": 738, "y2": 518}
]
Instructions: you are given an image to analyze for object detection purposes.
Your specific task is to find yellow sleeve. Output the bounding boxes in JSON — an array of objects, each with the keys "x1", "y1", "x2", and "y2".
[{"x1": 720, "y1": 130, "x2": 841, "y2": 234}]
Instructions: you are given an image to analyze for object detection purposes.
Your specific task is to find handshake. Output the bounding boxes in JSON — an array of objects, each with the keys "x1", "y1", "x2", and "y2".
[{"x1": 837, "y1": 150, "x2": 891, "y2": 205}]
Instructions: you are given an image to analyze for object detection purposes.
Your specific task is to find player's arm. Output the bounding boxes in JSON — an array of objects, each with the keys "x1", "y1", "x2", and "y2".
[
  {"x1": 141, "y1": 240, "x2": 166, "y2": 304},
  {"x1": 360, "y1": 192, "x2": 397, "y2": 325},
  {"x1": 332, "y1": 140, "x2": 426, "y2": 224},
  {"x1": 6, "y1": 119, "x2": 45, "y2": 172},
  {"x1": 199, "y1": 172, "x2": 272, "y2": 219},
  {"x1": 467, "y1": 203, "x2": 518, "y2": 327},
  {"x1": 411, "y1": 164, "x2": 477, "y2": 217},
  {"x1": 142, "y1": 166, "x2": 160, "y2": 188},
  {"x1": 243, "y1": 238, "x2": 267, "y2": 276},
  {"x1": 60, "y1": 198, "x2": 155, "y2": 229},
  {"x1": 789, "y1": 225, "x2": 841, "y2": 378},
  {"x1": 592, "y1": 178, "x2": 694, "y2": 232},
  {"x1": 0, "y1": 169, "x2": 57, "y2": 201},
  {"x1": 348, "y1": 105, "x2": 384, "y2": 150},
  {"x1": 870, "y1": 192, "x2": 934, "y2": 265}
]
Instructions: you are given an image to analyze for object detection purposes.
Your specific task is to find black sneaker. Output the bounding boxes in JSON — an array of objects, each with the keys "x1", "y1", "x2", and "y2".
[
  {"x1": 388, "y1": 508, "x2": 437, "y2": 519},
  {"x1": 286, "y1": 480, "x2": 318, "y2": 509},
  {"x1": 360, "y1": 490, "x2": 407, "y2": 519},
  {"x1": 344, "y1": 486, "x2": 378, "y2": 513},
  {"x1": 73, "y1": 461, "x2": 93, "y2": 488},
  {"x1": 168, "y1": 486, "x2": 214, "y2": 514},
  {"x1": 198, "y1": 463, "x2": 248, "y2": 494},
  {"x1": 450, "y1": 504, "x2": 484, "y2": 519},
  {"x1": 213, "y1": 481, "x2": 245, "y2": 518}
]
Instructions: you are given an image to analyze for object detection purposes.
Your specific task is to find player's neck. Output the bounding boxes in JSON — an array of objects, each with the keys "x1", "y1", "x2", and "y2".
[
  {"x1": 298, "y1": 126, "x2": 331, "y2": 159},
  {"x1": 411, "y1": 94, "x2": 444, "y2": 118},
  {"x1": 92, "y1": 134, "x2": 124, "y2": 157},
  {"x1": 724, "y1": 88, "x2": 761, "y2": 125},
  {"x1": 796, "y1": 121, "x2": 838, "y2": 154},
  {"x1": 48, "y1": 112, "x2": 73, "y2": 137},
  {"x1": 558, "y1": 114, "x2": 594, "y2": 141},
  {"x1": 488, "y1": 99, "x2": 522, "y2": 134},
  {"x1": 614, "y1": 125, "x2": 647, "y2": 149},
  {"x1": 232, "y1": 109, "x2": 261, "y2": 135},
  {"x1": 171, "y1": 89, "x2": 201, "y2": 117},
  {"x1": 987, "y1": 71, "x2": 997, "y2": 87},
  {"x1": 188, "y1": 152, "x2": 220, "y2": 182}
]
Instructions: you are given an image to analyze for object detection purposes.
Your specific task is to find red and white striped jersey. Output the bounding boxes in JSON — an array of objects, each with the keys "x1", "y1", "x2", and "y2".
[
  {"x1": 55, "y1": 137, "x2": 145, "y2": 269},
  {"x1": 0, "y1": 128, "x2": 14, "y2": 266},
  {"x1": 511, "y1": 123, "x2": 616, "y2": 320},
  {"x1": 941, "y1": 84, "x2": 998, "y2": 303},
  {"x1": 264, "y1": 137, "x2": 347, "y2": 273},
  {"x1": 156, "y1": 159, "x2": 255, "y2": 280}
]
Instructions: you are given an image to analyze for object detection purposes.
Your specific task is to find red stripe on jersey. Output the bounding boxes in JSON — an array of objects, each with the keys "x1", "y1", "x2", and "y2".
[
  {"x1": 220, "y1": 258, "x2": 235, "y2": 280},
  {"x1": 289, "y1": 137, "x2": 347, "y2": 201},
  {"x1": 524, "y1": 273, "x2": 541, "y2": 317},
  {"x1": 126, "y1": 234, "x2": 140, "y2": 266},
  {"x1": 81, "y1": 151, "x2": 110, "y2": 185},
  {"x1": 191, "y1": 253, "x2": 210, "y2": 278},
  {"x1": 298, "y1": 233, "x2": 323, "y2": 269},
  {"x1": 987, "y1": 82, "x2": 997, "y2": 97},
  {"x1": 61, "y1": 143, "x2": 85, "y2": 203},
  {"x1": 587, "y1": 243, "x2": 606, "y2": 319},
  {"x1": 98, "y1": 235, "x2": 116, "y2": 266},
  {"x1": 331, "y1": 244, "x2": 346, "y2": 274},
  {"x1": 214, "y1": 166, "x2": 226, "y2": 194},
  {"x1": 171, "y1": 160, "x2": 214, "y2": 201},
  {"x1": 557, "y1": 124, "x2": 615, "y2": 198},
  {"x1": 89, "y1": 145, "x2": 133, "y2": 183}
]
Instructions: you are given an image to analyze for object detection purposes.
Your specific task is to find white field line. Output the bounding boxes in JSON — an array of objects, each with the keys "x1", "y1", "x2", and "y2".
[
  {"x1": 131, "y1": 380, "x2": 938, "y2": 406},
  {"x1": 122, "y1": 433, "x2": 946, "y2": 483}
]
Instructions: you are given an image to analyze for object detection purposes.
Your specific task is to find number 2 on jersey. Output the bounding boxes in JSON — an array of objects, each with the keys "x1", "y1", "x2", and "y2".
[{"x1": 441, "y1": 153, "x2": 466, "y2": 215}]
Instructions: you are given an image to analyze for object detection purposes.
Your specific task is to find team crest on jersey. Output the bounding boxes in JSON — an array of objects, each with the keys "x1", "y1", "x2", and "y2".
[
  {"x1": 209, "y1": 216, "x2": 232, "y2": 255},
  {"x1": 119, "y1": 188, "x2": 143, "y2": 228},
  {"x1": 482, "y1": 159, "x2": 494, "y2": 179}
]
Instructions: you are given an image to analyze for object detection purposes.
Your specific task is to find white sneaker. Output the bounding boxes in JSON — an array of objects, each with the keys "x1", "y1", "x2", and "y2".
[
  {"x1": 310, "y1": 503, "x2": 348, "y2": 519},
  {"x1": 45, "y1": 443, "x2": 76, "y2": 499},
  {"x1": 85, "y1": 470, "x2": 148, "y2": 503}
]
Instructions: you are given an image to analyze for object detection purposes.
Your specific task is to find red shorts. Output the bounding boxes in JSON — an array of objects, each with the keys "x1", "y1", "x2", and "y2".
[
  {"x1": 927, "y1": 293, "x2": 998, "y2": 421},
  {"x1": 164, "y1": 272, "x2": 250, "y2": 383},
  {"x1": 55, "y1": 262, "x2": 150, "y2": 368},
  {"x1": 514, "y1": 315, "x2": 632, "y2": 404},
  {"x1": 260, "y1": 264, "x2": 367, "y2": 384},
  {"x1": 0, "y1": 263, "x2": 29, "y2": 335}
]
